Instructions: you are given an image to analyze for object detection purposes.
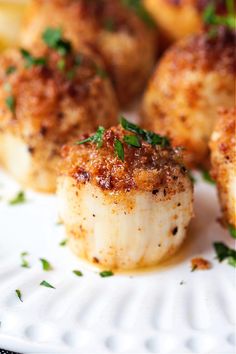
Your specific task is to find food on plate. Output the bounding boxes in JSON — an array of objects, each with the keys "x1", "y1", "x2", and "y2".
[
  {"x1": 143, "y1": 0, "x2": 231, "y2": 46},
  {"x1": 20, "y1": 0, "x2": 157, "y2": 106},
  {"x1": 57, "y1": 117, "x2": 194, "y2": 270},
  {"x1": 0, "y1": 34, "x2": 118, "y2": 193},
  {"x1": 210, "y1": 108, "x2": 236, "y2": 229},
  {"x1": 142, "y1": 28, "x2": 235, "y2": 168},
  {"x1": 191, "y1": 257, "x2": 212, "y2": 271}
]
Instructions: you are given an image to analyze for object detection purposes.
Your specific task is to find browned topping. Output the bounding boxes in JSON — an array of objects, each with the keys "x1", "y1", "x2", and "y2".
[
  {"x1": 166, "y1": 28, "x2": 236, "y2": 73},
  {"x1": 191, "y1": 257, "x2": 212, "y2": 271},
  {"x1": 60, "y1": 125, "x2": 190, "y2": 193}
]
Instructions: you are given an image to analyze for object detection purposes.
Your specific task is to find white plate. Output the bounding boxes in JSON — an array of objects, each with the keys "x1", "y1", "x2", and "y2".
[{"x1": 0, "y1": 170, "x2": 235, "y2": 354}]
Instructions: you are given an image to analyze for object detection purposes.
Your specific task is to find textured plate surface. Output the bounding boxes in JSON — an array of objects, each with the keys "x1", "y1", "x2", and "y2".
[{"x1": 0, "y1": 170, "x2": 235, "y2": 354}]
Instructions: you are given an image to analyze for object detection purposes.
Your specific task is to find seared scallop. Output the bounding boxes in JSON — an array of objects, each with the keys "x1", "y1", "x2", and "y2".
[
  {"x1": 142, "y1": 28, "x2": 235, "y2": 169},
  {"x1": 210, "y1": 108, "x2": 236, "y2": 229},
  {"x1": 143, "y1": 0, "x2": 229, "y2": 46},
  {"x1": 0, "y1": 38, "x2": 118, "y2": 193},
  {"x1": 20, "y1": 0, "x2": 156, "y2": 106},
  {"x1": 57, "y1": 118, "x2": 194, "y2": 270}
]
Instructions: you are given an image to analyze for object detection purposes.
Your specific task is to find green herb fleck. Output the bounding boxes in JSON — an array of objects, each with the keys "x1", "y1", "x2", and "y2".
[
  {"x1": 42, "y1": 27, "x2": 72, "y2": 56},
  {"x1": 75, "y1": 126, "x2": 105, "y2": 148},
  {"x1": 203, "y1": 2, "x2": 235, "y2": 30},
  {"x1": 120, "y1": 116, "x2": 170, "y2": 147},
  {"x1": 202, "y1": 170, "x2": 215, "y2": 184},
  {"x1": 59, "y1": 239, "x2": 67, "y2": 246},
  {"x1": 40, "y1": 280, "x2": 55, "y2": 289},
  {"x1": 103, "y1": 17, "x2": 115, "y2": 32},
  {"x1": 15, "y1": 289, "x2": 23, "y2": 302},
  {"x1": 6, "y1": 66, "x2": 16, "y2": 75},
  {"x1": 40, "y1": 258, "x2": 53, "y2": 271},
  {"x1": 5, "y1": 95, "x2": 15, "y2": 113},
  {"x1": 73, "y1": 270, "x2": 83, "y2": 277},
  {"x1": 9, "y1": 191, "x2": 26, "y2": 205},
  {"x1": 228, "y1": 224, "x2": 236, "y2": 239},
  {"x1": 122, "y1": 0, "x2": 156, "y2": 28},
  {"x1": 124, "y1": 134, "x2": 141, "y2": 148},
  {"x1": 20, "y1": 49, "x2": 47, "y2": 68},
  {"x1": 99, "y1": 270, "x2": 114, "y2": 277},
  {"x1": 114, "y1": 138, "x2": 125, "y2": 161},
  {"x1": 95, "y1": 66, "x2": 108, "y2": 78},
  {"x1": 20, "y1": 252, "x2": 30, "y2": 268},
  {"x1": 57, "y1": 59, "x2": 65, "y2": 71},
  {"x1": 213, "y1": 242, "x2": 236, "y2": 267}
]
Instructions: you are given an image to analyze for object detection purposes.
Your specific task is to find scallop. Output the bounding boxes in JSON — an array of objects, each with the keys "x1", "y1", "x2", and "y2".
[
  {"x1": 0, "y1": 39, "x2": 118, "y2": 193},
  {"x1": 20, "y1": 0, "x2": 157, "y2": 106},
  {"x1": 57, "y1": 118, "x2": 194, "y2": 270},
  {"x1": 142, "y1": 28, "x2": 235, "y2": 168},
  {"x1": 210, "y1": 108, "x2": 236, "y2": 229}
]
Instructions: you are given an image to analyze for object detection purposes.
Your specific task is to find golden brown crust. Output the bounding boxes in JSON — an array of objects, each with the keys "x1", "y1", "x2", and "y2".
[
  {"x1": 60, "y1": 125, "x2": 191, "y2": 193},
  {"x1": 210, "y1": 108, "x2": 236, "y2": 227},
  {"x1": 142, "y1": 29, "x2": 236, "y2": 168},
  {"x1": 0, "y1": 47, "x2": 118, "y2": 147},
  {"x1": 21, "y1": 0, "x2": 156, "y2": 106}
]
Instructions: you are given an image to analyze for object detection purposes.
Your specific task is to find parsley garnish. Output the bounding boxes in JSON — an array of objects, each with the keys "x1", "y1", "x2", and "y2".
[
  {"x1": 103, "y1": 18, "x2": 115, "y2": 32},
  {"x1": 114, "y1": 138, "x2": 125, "y2": 161},
  {"x1": 95, "y1": 66, "x2": 108, "y2": 78},
  {"x1": 124, "y1": 134, "x2": 141, "y2": 147},
  {"x1": 213, "y1": 242, "x2": 236, "y2": 267},
  {"x1": 20, "y1": 49, "x2": 47, "y2": 68},
  {"x1": 15, "y1": 289, "x2": 23, "y2": 302},
  {"x1": 120, "y1": 116, "x2": 170, "y2": 147},
  {"x1": 201, "y1": 170, "x2": 215, "y2": 185},
  {"x1": 6, "y1": 66, "x2": 16, "y2": 75},
  {"x1": 9, "y1": 191, "x2": 26, "y2": 205},
  {"x1": 5, "y1": 95, "x2": 15, "y2": 113},
  {"x1": 40, "y1": 258, "x2": 53, "y2": 271},
  {"x1": 40, "y1": 280, "x2": 55, "y2": 289},
  {"x1": 122, "y1": 0, "x2": 156, "y2": 28},
  {"x1": 75, "y1": 126, "x2": 105, "y2": 148},
  {"x1": 59, "y1": 239, "x2": 67, "y2": 246},
  {"x1": 99, "y1": 270, "x2": 114, "y2": 277},
  {"x1": 228, "y1": 224, "x2": 236, "y2": 239},
  {"x1": 73, "y1": 270, "x2": 83, "y2": 277},
  {"x1": 57, "y1": 59, "x2": 65, "y2": 71},
  {"x1": 20, "y1": 252, "x2": 30, "y2": 268},
  {"x1": 42, "y1": 27, "x2": 72, "y2": 56},
  {"x1": 203, "y1": 1, "x2": 235, "y2": 30}
]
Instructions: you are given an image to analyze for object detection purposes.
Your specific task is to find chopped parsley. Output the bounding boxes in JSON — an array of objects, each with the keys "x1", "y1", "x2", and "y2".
[
  {"x1": 120, "y1": 116, "x2": 170, "y2": 147},
  {"x1": 40, "y1": 258, "x2": 53, "y2": 271},
  {"x1": 5, "y1": 95, "x2": 15, "y2": 113},
  {"x1": 6, "y1": 66, "x2": 16, "y2": 75},
  {"x1": 75, "y1": 126, "x2": 105, "y2": 148},
  {"x1": 95, "y1": 65, "x2": 108, "y2": 79},
  {"x1": 103, "y1": 17, "x2": 115, "y2": 32},
  {"x1": 15, "y1": 289, "x2": 23, "y2": 302},
  {"x1": 201, "y1": 170, "x2": 215, "y2": 184},
  {"x1": 99, "y1": 270, "x2": 114, "y2": 277},
  {"x1": 124, "y1": 134, "x2": 141, "y2": 148},
  {"x1": 59, "y1": 239, "x2": 67, "y2": 246},
  {"x1": 121, "y1": 0, "x2": 156, "y2": 28},
  {"x1": 73, "y1": 270, "x2": 83, "y2": 277},
  {"x1": 203, "y1": 1, "x2": 235, "y2": 30},
  {"x1": 20, "y1": 49, "x2": 47, "y2": 68},
  {"x1": 40, "y1": 280, "x2": 55, "y2": 289},
  {"x1": 20, "y1": 252, "x2": 30, "y2": 269},
  {"x1": 213, "y1": 242, "x2": 236, "y2": 267},
  {"x1": 9, "y1": 191, "x2": 26, "y2": 205},
  {"x1": 57, "y1": 58, "x2": 65, "y2": 71},
  {"x1": 114, "y1": 138, "x2": 125, "y2": 161},
  {"x1": 228, "y1": 224, "x2": 236, "y2": 239},
  {"x1": 42, "y1": 27, "x2": 72, "y2": 56}
]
